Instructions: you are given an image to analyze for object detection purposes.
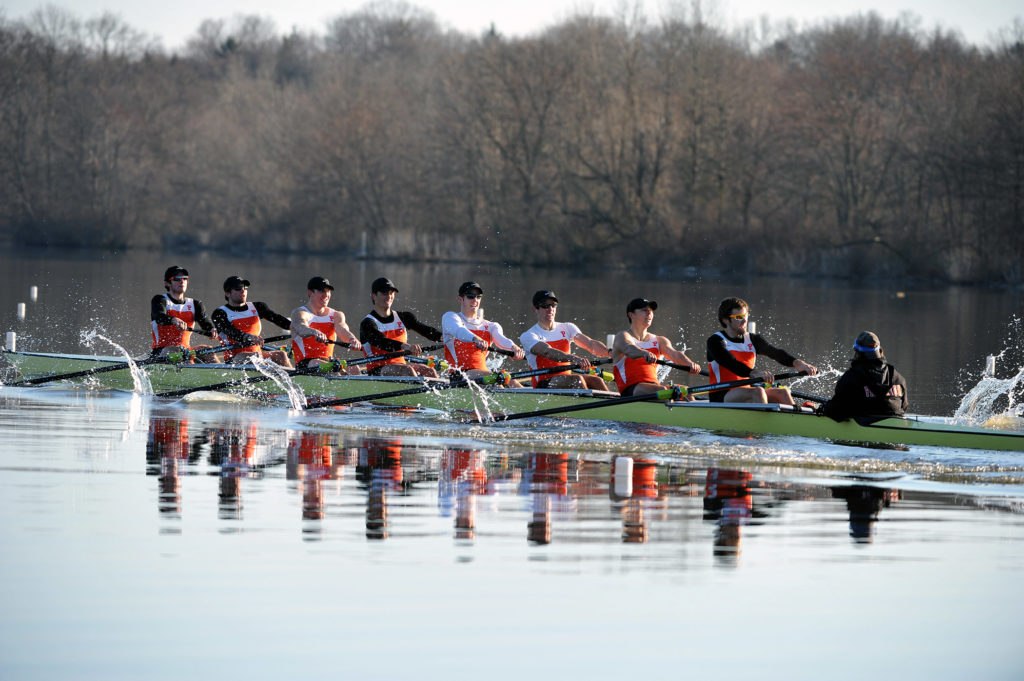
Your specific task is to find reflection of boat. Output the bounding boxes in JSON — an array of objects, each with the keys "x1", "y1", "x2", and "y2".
[{"x1": 7, "y1": 350, "x2": 1024, "y2": 451}]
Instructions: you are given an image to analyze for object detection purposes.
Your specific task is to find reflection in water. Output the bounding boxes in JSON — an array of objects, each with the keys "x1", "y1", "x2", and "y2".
[
  {"x1": 440, "y1": 449, "x2": 489, "y2": 541},
  {"x1": 610, "y1": 457, "x2": 661, "y2": 544},
  {"x1": 358, "y1": 438, "x2": 404, "y2": 540},
  {"x1": 704, "y1": 469, "x2": 754, "y2": 567},
  {"x1": 209, "y1": 422, "x2": 260, "y2": 522},
  {"x1": 145, "y1": 416, "x2": 204, "y2": 524},
  {"x1": 287, "y1": 431, "x2": 342, "y2": 541},
  {"x1": 831, "y1": 485, "x2": 901, "y2": 543},
  {"x1": 524, "y1": 453, "x2": 569, "y2": 545}
]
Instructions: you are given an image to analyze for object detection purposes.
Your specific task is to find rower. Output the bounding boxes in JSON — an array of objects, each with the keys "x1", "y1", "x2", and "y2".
[
  {"x1": 819, "y1": 331, "x2": 908, "y2": 420},
  {"x1": 441, "y1": 281, "x2": 526, "y2": 386},
  {"x1": 611, "y1": 297, "x2": 700, "y2": 396},
  {"x1": 211, "y1": 275, "x2": 292, "y2": 368},
  {"x1": 150, "y1": 265, "x2": 220, "y2": 362},
  {"x1": 289, "y1": 276, "x2": 362, "y2": 373},
  {"x1": 706, "y1": 296, "x2": 817, "y2": 405},
  {"x1": 359, "y1": 277, "x2": 443, "y2": 378},
  {"x1": 520, "y1": 289, "x2": 612, "y2": 391}
]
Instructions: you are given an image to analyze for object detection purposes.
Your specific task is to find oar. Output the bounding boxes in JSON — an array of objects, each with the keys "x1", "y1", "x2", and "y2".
[
  {"x1": 656, "y1": 358, "x2": 705, "y2": 374},
  {"x1": 154, "y1": 346, "x2": 444, "y2": 398},
  {"x1": 789, "y1": 389, "x2": 828, "y2": 403},
  {"x1": 491, "y1": 371, "x2": 807, "y2": 422},
  {"x1": 8, "y1": 334, "x2": 291, "y2": 387}
]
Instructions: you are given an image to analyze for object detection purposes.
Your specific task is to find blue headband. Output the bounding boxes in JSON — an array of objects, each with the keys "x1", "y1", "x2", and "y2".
[{"x1": 853, "y1": 341, "x2": 880, "y2": 354}]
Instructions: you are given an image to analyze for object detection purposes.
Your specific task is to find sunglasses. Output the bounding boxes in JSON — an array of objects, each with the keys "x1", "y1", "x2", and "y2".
[
  {"x1": 170, "y1": 276, "x2": 189, "y2": 282},
  {"x1": 463, "y1": 294, "x2": 482, "y2": 300},
  {"x1": 538, "y1": 302, "x2": 557, "y2": 309},
  {"x1": 231, "y1": 285, "x2": 248, "y2": 291},
  {"x1": 729, "y1": 313, "x2": 748, "y2": 321}
]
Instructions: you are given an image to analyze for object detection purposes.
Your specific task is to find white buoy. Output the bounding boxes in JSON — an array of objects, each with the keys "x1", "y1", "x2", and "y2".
[
  {"x1": 17, "y1": 303, "x2": 26, "y2": 320},
  {"x1": 985, "y1": 355, "x2": 996, "y2": 378},
  {"x1": 5, "y1": 331, "x2": 15, "y2": 352},
  {"x1": 29, "y1": 286, "x2": 38, "y2": 302},
  {"x1": 749, "y1": 321, "x2": 757, "y2": 334},
  {"x1": 613, "y1": 456, "x2": 633, "y2": 498},
  {"x1": 606, "y1": 334, "x2": 614, "y2": 349}
]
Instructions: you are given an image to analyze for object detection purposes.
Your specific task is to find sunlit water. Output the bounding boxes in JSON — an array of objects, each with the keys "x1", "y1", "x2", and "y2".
[{"x1": 2, "y1": 250, "x2": 1024, "y2": 678}]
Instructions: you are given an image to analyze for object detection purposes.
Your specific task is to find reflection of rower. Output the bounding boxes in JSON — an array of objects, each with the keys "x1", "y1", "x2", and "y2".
[
  {"x1": 286, "y1": 432, "x2": 339, "y2": 539},
  {"x1": 704, "y1": 468, "x2": 754, "y2": 566},
  {"x1": 830, "y1": 485, "x2": 901, "y2": 543},
  {"x1": 146, "y1": 416, "x2": 199, "y2": 518},
  {"x1": 610, "y1": 457, "x2": 660, "y2": 543},
  {"x1": 357, "y1": 438, "x2": 405, "y2": 540},
  {"x1": 524, "y1": 453, "x2": 569, "y2": 545},
  {"x1": 210, "y1": 422, "x2": 259, "y2": 521},
  {"x1": 440, "y1": 449, "x2": 488, "y2": 541}
]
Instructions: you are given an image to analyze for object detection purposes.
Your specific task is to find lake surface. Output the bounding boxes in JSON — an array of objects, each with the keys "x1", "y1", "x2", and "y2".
[{"x1": 2, "y1": 249, "x2": 1024, "y2": 679}]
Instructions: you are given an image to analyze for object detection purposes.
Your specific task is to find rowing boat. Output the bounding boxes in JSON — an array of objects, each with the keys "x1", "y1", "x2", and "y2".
[{"x1": 4, "y1": 350, "x2": 1022, "y2": 451}]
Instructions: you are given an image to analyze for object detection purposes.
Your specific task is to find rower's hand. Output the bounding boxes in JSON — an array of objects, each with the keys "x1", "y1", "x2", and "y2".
[
  {"x1": 794, "y1": 360, "x2": 818, "y2": 376},
  {"x1": 245, "y1": 334, "x2": 263, "y2": 347},
  {"x1": 349, "y1": 339, "x2": 363, "y2": 352},
  {"x1": 474, "y1": 337, "x2": 489, "y2": 351},
  {"x1": 512, "y1": 346, "x2": 526, "y2": 361},
  {"x1": 752, "y1": 368, "x2": 773, "y2": 382},
  {"x1": 642, "y1": 350, "x2": 657, "y2": 364},
  {"x1": 687, "y1": 361, "x2": 701, "y2": 375},
  {"x1": 405, "y1": 343, "x2": 422, "y2": 356},
  {"x1": 313, "y1": 330, "x2": 328, "y2": 343},
  {"x1": 571, "y1": 355, "x2": 591, "y2": 370},
  {"x1": 172, "y1": 318, "x2": 188, "y2": 330}
]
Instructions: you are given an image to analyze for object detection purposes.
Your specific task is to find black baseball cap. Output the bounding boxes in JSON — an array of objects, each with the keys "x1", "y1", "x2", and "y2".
[
  {"x1": 307, "y1": 276, "x2": 335, "y2": 291},
  {"x1": 164, "y1": 265, "x2": 189, "y2": 280},
  {"x1": 458, "y1": 281, "x2": 483, "y2": 296},
  {"x1": 371, "y1": 277, "x2": 399, "y2": 294},
  {"x1": 532, "y1": 290, "x2": 558, "y2": 307},
  {"x1": 223, "y1": 275, "x2": 251, "y2": 291},
  {"x1": 626, "y1": 297, "x2": 658, "y2": 314}
]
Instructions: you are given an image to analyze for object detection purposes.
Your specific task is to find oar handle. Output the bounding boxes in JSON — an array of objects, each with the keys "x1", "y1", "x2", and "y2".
[
  {"x1": 486, "y1": 345, "x2": 518, "y2": 358},
  {"x1": 656, "y1": 358, "x2": 702, "y2": 374}
]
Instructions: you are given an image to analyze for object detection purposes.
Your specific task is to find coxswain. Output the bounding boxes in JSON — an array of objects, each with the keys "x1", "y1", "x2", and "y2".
[
  {"x1": 441, "y1": 281, "x2": 526, "y2": 386},
  {"x1": 706, "y1": 297, "x2": 817, "y2": 405},
  {"x1": 150, "y1": 265, "x2": 219, "y2": 361},
  {"x1": 211, "y1": 275, "x2": 292, "y2": 368},
  {"x1": 520, "y1": 290, "x2": 612, "y2": 391},
  {"x1": 820, "y1": 331, "x2": 908, "y2": 420},
  {"x1": 611, "y1": 297, "x2": 700, "y2": 396},
  {"x1": 289, "y1": 276, "x2": 362, "y2": 373},
  {"x1": 359, "y1": 277, "x2": 443, "y2": 378}
]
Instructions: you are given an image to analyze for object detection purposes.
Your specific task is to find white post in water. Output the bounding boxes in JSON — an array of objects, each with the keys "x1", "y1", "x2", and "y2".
[
  {"x1": 613, "y1": 456, "x2": 633, "y2": 498},
  {"x1": 985, "y1": 355, "x2": 996, "y2": 378},
  {"x1": 749, "y1": 321, "x2": 757, "y2": 334},
  {"x1": 606, "y1": 334, "x2": 614, "y2": 349},
  {"x1": 5, "y1": 331, "x2": 15, "y2": 352},
  {"x1": 29, "y1": 286, "x2": 38, "y2": 303},
  {"x1": 17, "y1": 303, "x2": 26, "y2": 320}
]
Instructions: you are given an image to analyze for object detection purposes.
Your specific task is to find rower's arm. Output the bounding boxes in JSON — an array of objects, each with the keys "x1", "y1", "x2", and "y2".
[
  {"x1": 750, "y1": 333, "x2": 798, "y2": 368},
  {"x1": 151, "y1": 295, "x2": 175, "y2": 325},
  {"x1": 573, "y1": 332, "x2": 611, "y2": 358},
  {"x1": 211, "y1": 308, "x2": 253, "y2": 345},
  {"x1": 659, "y1": 336, "x2": 699, "y2": 371},
  {"x1": 398, "y1": 311, "x2": 443, "y2": 343},
  {"x1": 192, "y1": 300, "x2": 215, "y2": 334},
  {"x1": 707, "y1": 335, "x2": 752, "y2": 376},
  {"x1": 254, "y1": 302, "x2": 291, "y2": 330},
  {"x1": 359, "y1": 316, "x2": 404, "y2": 352}
]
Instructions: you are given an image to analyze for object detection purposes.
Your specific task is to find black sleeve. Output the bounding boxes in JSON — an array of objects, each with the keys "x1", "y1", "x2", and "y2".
[
  {"x1": 360, "y1": 315, "x2": 403, "y2": 352},
  {"x1": 398, "y1": 310, "x2": 443, "y2": 343},
  {"x1": 151, "y1": 295, "x2": 174, "y2": 324},
  {"x1": 192, "y1": 300, "x2": 214, "y2": 336},
  {"x1": 750, "y1": 333, "x2": 798, "y2": 367},
  {"x1": 253, "y1": 301, "x2": 291, "y2": 330},
  {"x1": 706, "y1": 334, "x2": 753, "y2": 378}
]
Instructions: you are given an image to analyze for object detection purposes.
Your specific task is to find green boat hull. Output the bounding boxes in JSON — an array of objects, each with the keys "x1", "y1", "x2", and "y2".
[{"x1": 5, "y1": 351, "x2": 1023, "y2": 451}]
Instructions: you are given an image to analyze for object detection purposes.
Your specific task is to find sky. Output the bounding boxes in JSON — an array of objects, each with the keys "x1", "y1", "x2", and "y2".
[{"x1": 2, "y1": 0, "x2": 1020, "y2": 50}]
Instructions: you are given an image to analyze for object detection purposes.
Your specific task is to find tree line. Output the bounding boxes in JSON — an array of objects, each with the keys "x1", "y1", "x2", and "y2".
[{"x1": 1, "y1": 3, "x2": 1022, "y2": 283}]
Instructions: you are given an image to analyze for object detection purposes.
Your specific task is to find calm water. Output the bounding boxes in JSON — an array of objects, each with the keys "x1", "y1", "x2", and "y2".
[{"x1": 2, "y1": 249, "x2": 1024, "y2": 679}]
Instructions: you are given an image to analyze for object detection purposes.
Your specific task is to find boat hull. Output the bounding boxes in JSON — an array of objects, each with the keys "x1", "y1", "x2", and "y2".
[{"x1": 5, "y1": 351, "x2": 1022, "y2": 451}]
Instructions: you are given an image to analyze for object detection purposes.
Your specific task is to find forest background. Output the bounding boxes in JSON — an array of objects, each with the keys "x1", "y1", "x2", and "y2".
[{"x1": 1, "y1": 3, "x2": 1022, "y2": 284}]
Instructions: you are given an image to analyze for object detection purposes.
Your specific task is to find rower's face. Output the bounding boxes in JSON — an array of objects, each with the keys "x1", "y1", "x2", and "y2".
[
  {"x1": 167, "y1": 276, "x2": 188, "y2": 296},
  {"x1": 227, "y1": 285, "x2": 248, "y2": 305},
  {"x1": 724, "y1": 307, "x2": 749, "y2": 334},
  {"x1": 373, "y1": 290, "x2": 395, "y2": 309},
  {"x1": 309, "y1": 288, "x2": 331, "y2": 307},
  {"x1": 534, "y1": 300, "x2": 557, "y2": 324},
  {"x1": 629, "y1": 306, "x2": 654, "y2": 326},
  {"x1": 459, "y1": 293, "x2": 481, "y2": 316}
]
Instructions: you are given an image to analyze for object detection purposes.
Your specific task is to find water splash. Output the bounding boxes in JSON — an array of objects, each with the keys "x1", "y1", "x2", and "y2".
[
  {"x1": 249, "y1": 355, "x2": 306, "y2": 409},
  {"x1": 80, "y1": 330, "x2": 154, "y2": 395},
  {"x1": 953, "y1": 365, "x2": 1024, "y2": 427}
]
